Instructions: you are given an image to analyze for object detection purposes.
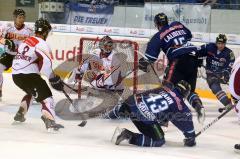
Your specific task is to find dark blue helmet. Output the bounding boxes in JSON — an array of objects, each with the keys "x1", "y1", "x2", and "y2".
[{"x1": 154, "y1": 13, "x2": 168, "y2": 28}]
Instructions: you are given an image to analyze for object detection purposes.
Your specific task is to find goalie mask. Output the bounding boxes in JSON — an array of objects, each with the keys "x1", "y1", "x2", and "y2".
[
  {"x1": 99, "y1": 36, "x2": 114, "y2": 54},
  {"x1": 175, "y1": 80, "x2": 191, "y2": 98},
  {"x1": 35, "y1": 18, "x2": 52, "y2": 40}
]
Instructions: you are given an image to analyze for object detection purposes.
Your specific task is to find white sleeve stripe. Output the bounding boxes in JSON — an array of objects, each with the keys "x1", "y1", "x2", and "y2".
[{"x1": 145, "y1": 53, "x2": 158, "y2": 60}]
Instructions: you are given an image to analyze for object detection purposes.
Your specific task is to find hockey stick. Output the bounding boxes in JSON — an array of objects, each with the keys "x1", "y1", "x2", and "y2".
[
  {"x1": 63, "y1": 82, "x2": 87, "y2": 93},
  {"x1": 195, "y1": 105, "x2": 234, "y2": 138},
  {"x1": 62, "y1": 89, "x2": 87, "y2": 127}
]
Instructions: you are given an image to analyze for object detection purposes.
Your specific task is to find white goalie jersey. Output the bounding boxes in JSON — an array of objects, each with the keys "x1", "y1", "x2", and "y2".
[
  {"x1": 70, "y1": 48, "x2": 124, "y2": 91},
  {"x1": 12, "y1": 36, "x2": 54, "y2": 79},
  {"x1": 0, "y1": 24, "x2": 33, "y2": 55}
]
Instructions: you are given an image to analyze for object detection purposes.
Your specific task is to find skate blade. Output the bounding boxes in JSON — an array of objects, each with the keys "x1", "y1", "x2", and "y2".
[
  {"x1": 111, "y1": 126, "x2": 122, "y2": 144},
  {"x1": 234, "y1": 149, "x2": 240, "y2": 154},
  {"x1": 12, "y1": 121, "x2": 24, "y2": 125},
  {"x1": 47, "y1": 128, "x2": 60, "y2": 134}
]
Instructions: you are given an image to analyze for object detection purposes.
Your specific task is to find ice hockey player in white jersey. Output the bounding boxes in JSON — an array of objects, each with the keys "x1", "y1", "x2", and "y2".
[
  {"x1": 228, "y1": 56, "x2": 240, "y2": 152},
  {"x1": 69, "y1": 35, "x2": 123, "y2": 91},
  {"x1": 12, "y1": 18, "x2": 64, "y2": 132},
  {"x1": 0, "y1": 9, "x2": 33, "y2": 98}
]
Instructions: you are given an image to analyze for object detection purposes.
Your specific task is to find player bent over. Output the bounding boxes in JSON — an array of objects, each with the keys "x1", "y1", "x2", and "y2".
[
  {"x1": 198, "y1": 34, "x2": 235, "y2": 108},
  {"x1": 12, "y1": 18, "x2": 64, "y2": 131},
  {"x1": 138, "y1": 13, "x2": 205, "y2": 123},
  {"x1": 108, "y1": 81, "x2": 196, "y2": 147},
  {"x1": 0, "y1": 9, "x2": 33, "y2": 98}
]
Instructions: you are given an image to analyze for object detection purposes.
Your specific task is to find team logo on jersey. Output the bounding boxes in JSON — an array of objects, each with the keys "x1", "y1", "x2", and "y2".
[
  {"x1": 219, "y1": 58, "x2": 226, "y2": 63},
  {"x1": 230, "y1": 52, "x2": 235, "y2": 60}
]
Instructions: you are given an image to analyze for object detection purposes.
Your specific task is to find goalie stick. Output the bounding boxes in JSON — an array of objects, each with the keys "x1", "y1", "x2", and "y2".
[{"x1": 62, "y1": 89, "x2": 87, "y2": 127}]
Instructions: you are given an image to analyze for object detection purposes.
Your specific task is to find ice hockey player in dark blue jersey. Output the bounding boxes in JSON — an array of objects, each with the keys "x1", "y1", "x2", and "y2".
[
  {"x1": 108, "y1": 80, "x2": 196, "y2": 147},
  {"x1": 198, "y1": 34, "x2": 235, "y2": 108},
  {"x1": 139, "y1": 13, "x2": 205, "y2": 123}
]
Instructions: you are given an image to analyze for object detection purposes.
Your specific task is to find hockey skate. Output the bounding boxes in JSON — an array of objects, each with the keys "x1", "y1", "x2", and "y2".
[
  {"x1": 41, "y1": 116, "x2": 64, "y2": 132},
  {"x1": 14, "y1": 107, "x2": 26, "y2": 122},
  {"x1": 112, "y1": 127, "x2": 133, "y2": 145},
  {"x1": 234, "y1": 144, "x2": 240, "y2": 153}
]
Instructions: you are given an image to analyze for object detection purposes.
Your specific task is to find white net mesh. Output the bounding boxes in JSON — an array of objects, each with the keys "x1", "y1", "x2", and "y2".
[{"x1": 79, "y1": 37, "x2": 139, "y2": 100}]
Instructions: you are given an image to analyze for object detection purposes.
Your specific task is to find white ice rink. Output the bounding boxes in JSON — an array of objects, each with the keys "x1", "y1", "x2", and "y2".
[{"x1": 0, "y1": 73, "x2": 240, "y2": 159}]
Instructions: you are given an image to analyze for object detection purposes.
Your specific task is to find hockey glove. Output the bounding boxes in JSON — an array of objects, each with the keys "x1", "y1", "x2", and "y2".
[
  {"x1": 220, "y1": 70, "x2": 230, "y2": 84},
  {"x1": 5, "y1": 39, "x2": 15, "y2": 52},
  {"x1": 139, "y1": 57, "x2": 150, "y2": 72},
  {"x1": 49, "y1": 75, "x2": 64, "y2": 91}
]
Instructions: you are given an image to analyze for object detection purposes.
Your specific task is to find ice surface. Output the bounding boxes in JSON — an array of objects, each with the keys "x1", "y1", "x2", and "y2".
[{"x1": 0, "y1": 74, "x2": 239, "y2": 159}]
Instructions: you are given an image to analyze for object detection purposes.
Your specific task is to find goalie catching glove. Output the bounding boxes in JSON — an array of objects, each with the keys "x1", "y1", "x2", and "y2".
[
  {"x1": 83, "y1": 70, "x2": 96, "y2": 82},
  {"x1": 49, "y1": 75, "x2": 64, "y2": 91}
]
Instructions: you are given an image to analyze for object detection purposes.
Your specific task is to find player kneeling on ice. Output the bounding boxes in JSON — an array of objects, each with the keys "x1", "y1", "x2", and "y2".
[
  {"x1": 108, "y1": 80, "x2": 196, "y2": 147},
  {"x1": 11, "y1": 18, "x2": 64, "y2": 132}
]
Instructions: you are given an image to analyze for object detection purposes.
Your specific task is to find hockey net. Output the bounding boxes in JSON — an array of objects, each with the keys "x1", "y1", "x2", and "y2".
[{"x1": 78, "y1": 37, "x2": 139, "y2": 101}]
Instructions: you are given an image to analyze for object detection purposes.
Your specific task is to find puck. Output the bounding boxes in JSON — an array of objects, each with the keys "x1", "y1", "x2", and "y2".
[
  {"x1": 78, "y1": 120, "x2": 87, "y2": 127},
  {"x1": 235, "y1": 144, "x2": 240, "y2": 150}
]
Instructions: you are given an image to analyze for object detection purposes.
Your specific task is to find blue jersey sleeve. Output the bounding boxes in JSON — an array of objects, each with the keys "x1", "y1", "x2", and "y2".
[
  {"x1": 225, "y1": 49, "x2": 235, "y2": 72},
  {"x1": 172, "y1": 21, "x2": 192, "y2": 41},
  {"x1": 196, "y1": 43, "x2": 209, "y2": 57},
  {"x1": 145, "y1": 32, "x2": 162, "y2": 62},
  {"x1": 183, "y1": 25, "x2": 192, "y2": 41}
]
